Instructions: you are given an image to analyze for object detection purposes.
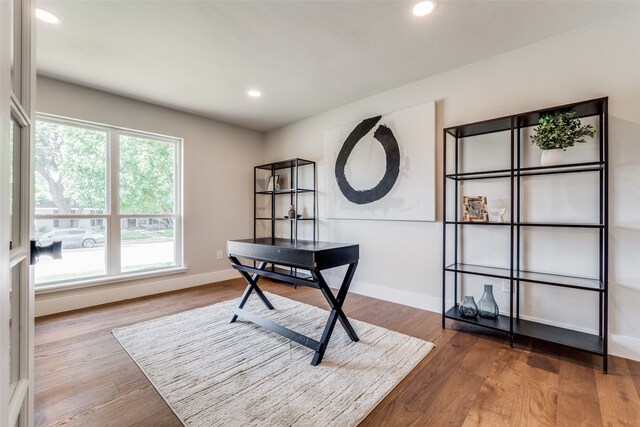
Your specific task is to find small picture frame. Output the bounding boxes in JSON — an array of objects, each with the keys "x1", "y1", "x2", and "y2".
[
  {"x1": 463, "y1": 196, "x2": 488, "y2": 222},
  {"x1": 266, "y1": 175, "x2": 280, "y2": 191}
]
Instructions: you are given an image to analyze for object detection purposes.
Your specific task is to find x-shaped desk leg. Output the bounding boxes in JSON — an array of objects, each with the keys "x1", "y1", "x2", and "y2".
[
  {"x1": 310, "y1": 261, "x2": 359, "y2": 365},
  {"x1": 229, "y1": 257, "x2": 273, "y2": 323}
]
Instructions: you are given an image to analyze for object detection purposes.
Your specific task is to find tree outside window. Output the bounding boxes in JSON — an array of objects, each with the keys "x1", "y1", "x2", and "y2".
[{"x1": 34, "y1": 116, "x2": 182, "y2": 286}]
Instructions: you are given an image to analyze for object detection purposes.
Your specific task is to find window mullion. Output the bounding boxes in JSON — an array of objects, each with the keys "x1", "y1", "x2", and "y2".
[
  {"x1": 175, "y1": 141, "x2": 183, "y2": 267},
  {"x1": 108, "y1": 131, "x2": 121, "y2": 275}
]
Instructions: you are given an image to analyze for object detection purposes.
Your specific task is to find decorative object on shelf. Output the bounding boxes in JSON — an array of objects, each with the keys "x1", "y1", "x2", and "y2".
[
  {"x1": 462, "y1": 196, "x2": 488, "y2": 222},
  {"x1": 266, "y1": 175, "x2": 279, "y2": 191},
  {"x1": 284, "y1": 214, "x2": 302, "y2": 220},
  {"x1": 478, "y1": 285, "x2": 499, "y2": 319},
  {"x1": 540, "y1": 149, "x2": 565, "y2": 167},
  {"x1": 531, "y1": 111, "x2": 596, "y2": 166},
  {"x1": 277, "y1": 174, "x2": 286, "y2": 190},
  {"x1": 288, "y1": 205, "x2": 296, "y2": 218},
  {"x1": 491, "y1": 207, "x2": 506, "y2": 223},
  {"x1": 324, "y1": 101, "x2": 436, "y2": 221},
  {"x1": 458, "y1": 296, "x2": 478, "y2": 318}
]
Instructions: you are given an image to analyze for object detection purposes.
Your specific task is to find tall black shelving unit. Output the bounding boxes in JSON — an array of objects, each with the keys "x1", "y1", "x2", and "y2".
[
  {"x1": 254, "y1": 158, "x2": 317, "y2": 277},
  {"x1": 442, "y1": 98, "x2": 609, "y2": 372}
]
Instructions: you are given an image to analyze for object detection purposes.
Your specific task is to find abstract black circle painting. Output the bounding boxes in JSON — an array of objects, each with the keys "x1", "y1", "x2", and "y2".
[
  {"x1": 325, "y1": 101, "x2": 435, "y2": 222},
  {"x1": 334, "y1": 115, "x2": 400, "y2": 205}
]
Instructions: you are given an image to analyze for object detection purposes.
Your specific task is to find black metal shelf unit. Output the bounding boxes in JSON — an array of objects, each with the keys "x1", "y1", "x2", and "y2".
[
  {"x1": 442, "y1": 97, "x2": 608, "y2": 372},
  {"x1": 253, "y1": 158, "x2": 317, "y2": 244}
]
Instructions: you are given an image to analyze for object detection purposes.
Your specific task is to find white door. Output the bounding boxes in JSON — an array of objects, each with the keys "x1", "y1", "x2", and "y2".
[{"x1": 1, "y1": 0, "x2": 35, "y2": 426}]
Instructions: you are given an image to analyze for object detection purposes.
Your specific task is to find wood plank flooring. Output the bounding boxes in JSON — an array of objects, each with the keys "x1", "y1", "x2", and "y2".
[{"x1": 35, "y1": 278, "x2": 640, "y2": 426}]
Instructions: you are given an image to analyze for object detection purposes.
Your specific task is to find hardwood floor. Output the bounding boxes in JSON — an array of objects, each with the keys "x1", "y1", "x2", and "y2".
[{"x1": 35, "y1": 279, "x2": 640, "y2": 426}]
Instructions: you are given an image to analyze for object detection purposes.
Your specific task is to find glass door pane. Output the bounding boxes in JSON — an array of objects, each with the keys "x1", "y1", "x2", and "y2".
[
  {"x1": 10, "y1": 0, "x2": 22, "y2": 99},
  {"x1": 9, "y1": 118, "x2": 22, "y2": 249},
  {"x1": 9, "y1": 263, "x2": 22, "y2": 397}
]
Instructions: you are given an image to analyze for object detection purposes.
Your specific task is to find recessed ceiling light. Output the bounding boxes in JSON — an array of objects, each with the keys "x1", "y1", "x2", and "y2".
[
  {"x1": 36, "y1": 8, "x2": 61, "y2": 24},
  {"x1": 412, "y1": 1, "x2": 435, "y2": 17},
  {"x1": 247, "y1": 90, "x2": 262, "y2": 98}
]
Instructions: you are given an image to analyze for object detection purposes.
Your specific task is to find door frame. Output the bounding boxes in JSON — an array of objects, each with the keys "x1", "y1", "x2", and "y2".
[{"x1": 1, "y1": 0, "x2": 35, "y2": 425}]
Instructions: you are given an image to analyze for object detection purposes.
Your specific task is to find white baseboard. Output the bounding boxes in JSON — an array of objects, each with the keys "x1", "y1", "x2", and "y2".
[
  {"x1": 332, "y1": 277, "x2": 441, "y2": 313},
  {"x1": 35, "y1": 269, "x2": 239, "y2": 317},
  {"x1": 610, "y1": 334, "x2": 640, "y2": 362}
]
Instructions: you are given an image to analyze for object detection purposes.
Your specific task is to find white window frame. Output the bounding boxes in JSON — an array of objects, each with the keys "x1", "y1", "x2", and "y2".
[{"x1": 34, "y1": 113, "x2": 184, "y2": 292}]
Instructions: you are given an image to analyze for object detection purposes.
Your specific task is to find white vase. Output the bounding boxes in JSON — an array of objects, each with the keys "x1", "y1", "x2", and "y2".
[{"x1": 540, "y1": 149, "x2": 565, "y2": 166}]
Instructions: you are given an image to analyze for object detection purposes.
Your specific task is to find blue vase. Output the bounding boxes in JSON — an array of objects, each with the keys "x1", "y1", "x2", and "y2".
[
  {"x1": 458, "y1": 296, "x2": 478, "y2": 318},
  {"x1": 478, "y1": 284, "x2": 499, "y2": 319}
]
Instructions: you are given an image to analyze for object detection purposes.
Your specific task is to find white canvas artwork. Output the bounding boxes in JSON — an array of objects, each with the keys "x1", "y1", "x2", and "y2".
[{"x1": 322, "y1": 101, "x2": 436, "y2": 221}]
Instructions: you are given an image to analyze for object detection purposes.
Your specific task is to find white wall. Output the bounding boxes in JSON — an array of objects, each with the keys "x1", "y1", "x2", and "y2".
[
  {"x1": 35, "y1": 76, "x2": 263, "y2": 316},
  {"x1": 265, "y1": 10, "x2": 640, "y2": 360}
]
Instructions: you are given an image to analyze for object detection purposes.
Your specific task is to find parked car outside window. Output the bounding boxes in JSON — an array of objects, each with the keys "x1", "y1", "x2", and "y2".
[{"x1": 37, "y1": 228, "x2": 105, "y2": 248}]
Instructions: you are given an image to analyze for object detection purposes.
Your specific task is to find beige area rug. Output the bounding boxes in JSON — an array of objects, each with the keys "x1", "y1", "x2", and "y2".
[{"x1": 112, "y1": 292, "x2": 434, "y2": 426}]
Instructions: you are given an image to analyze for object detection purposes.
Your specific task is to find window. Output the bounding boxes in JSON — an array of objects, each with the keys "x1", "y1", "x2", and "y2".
[{"x1": 34, "y1": 115, "x2": 182, "y2": 287}]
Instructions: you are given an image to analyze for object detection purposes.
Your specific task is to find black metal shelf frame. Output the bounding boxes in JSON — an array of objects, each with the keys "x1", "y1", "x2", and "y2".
[
  {"x1": 442, "y1": 97, "x2": 609, "y2": 372},
  {"x1": 254, "y1": 158, "x2": 317, "y2": 278},
  {"x1": 444, "y1": 307, "x2": 604, "y2": 355},
  {"x1": 256, "y1": 188, "x2": 316, "y2": 195},
  {"x1": 445, "y1": 161, "x2": 605, "y2": 181},
  {"x1": 445, "y1": 221, "x2": 604, "y2": 228},
  {"x1": 444, "y1": 263, "x2": 603, "y2": 292},
  {"x1": 253, "y1": 158, "x2": 317, "y2": 244}
]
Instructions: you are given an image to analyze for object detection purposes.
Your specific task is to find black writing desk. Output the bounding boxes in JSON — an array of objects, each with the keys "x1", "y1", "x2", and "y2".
[{"x1": 227, "y1": 238, "x2": 359, "y2": 365}]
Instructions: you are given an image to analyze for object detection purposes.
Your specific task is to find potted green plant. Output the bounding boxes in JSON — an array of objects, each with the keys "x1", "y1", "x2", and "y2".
[{"x1": 531, "y1": 111, "x2": 596, "y2": 166}]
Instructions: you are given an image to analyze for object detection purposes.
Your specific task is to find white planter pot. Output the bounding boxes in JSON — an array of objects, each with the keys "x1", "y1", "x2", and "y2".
[{"x1": 540, "y1": 149, "x2": 565, "y2": 166}]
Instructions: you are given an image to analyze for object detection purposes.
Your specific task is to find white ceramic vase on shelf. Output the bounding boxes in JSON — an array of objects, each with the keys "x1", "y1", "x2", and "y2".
[{"x1": 540, "y1": 148, "x2": 565, "y2": 166}]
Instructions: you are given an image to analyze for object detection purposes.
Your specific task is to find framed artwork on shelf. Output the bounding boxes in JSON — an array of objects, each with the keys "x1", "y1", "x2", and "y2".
[{"x1": 462, "y1": 196, "x2": 488, "y2": 222}]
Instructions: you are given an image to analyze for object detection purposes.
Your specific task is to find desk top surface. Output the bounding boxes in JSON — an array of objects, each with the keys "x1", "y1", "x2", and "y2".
[
  {"x1": 227, "y1": 238, "x2": 359, "y2": 270},
  {"x1": 229, "y1": 238, "x2": 356, "y2": 251}
]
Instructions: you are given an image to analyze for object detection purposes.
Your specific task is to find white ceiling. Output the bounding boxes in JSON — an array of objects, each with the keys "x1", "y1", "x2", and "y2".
[{"x1": 36, "y1": 0, "x2": 639, "y2": 132}]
